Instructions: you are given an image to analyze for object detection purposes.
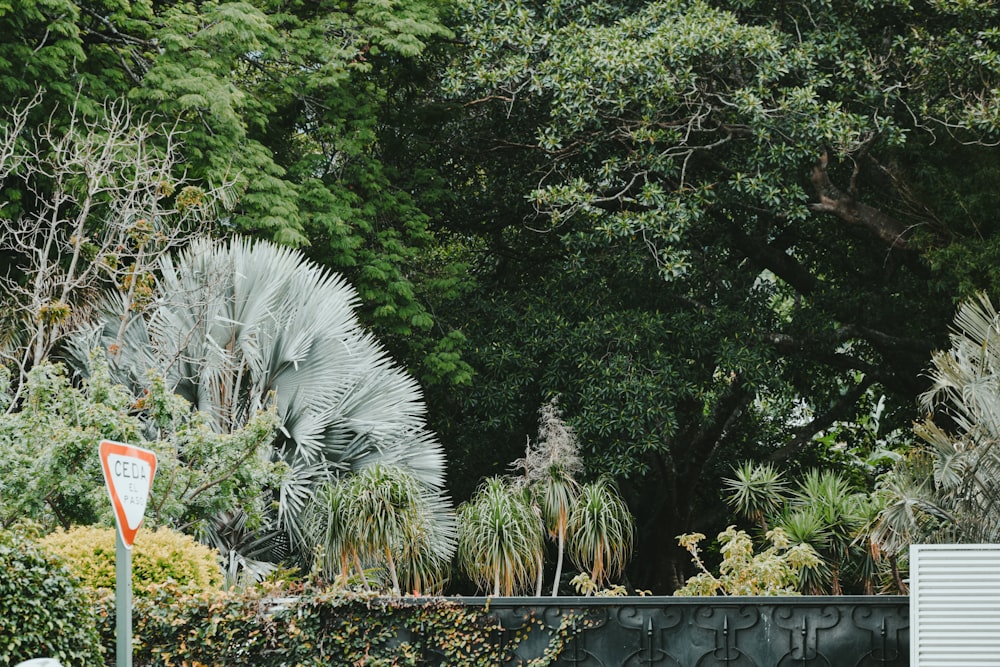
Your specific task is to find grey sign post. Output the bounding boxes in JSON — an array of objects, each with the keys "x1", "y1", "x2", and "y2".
[{"x1": 99, "y1": 440, "x2": 158, "y2": 667}]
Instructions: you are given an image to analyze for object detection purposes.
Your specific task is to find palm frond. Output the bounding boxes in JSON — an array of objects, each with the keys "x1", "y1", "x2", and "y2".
[
  {"x1": 566, "y1": 480, "x2": 635, "y2": 590},
  {"x1": 69, "y1": 236, "x2": 449, "y2": 573}
]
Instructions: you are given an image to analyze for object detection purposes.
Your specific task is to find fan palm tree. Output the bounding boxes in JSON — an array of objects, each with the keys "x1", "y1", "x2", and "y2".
[
  {"x1": 68, "y1": 237, "x2": 450, "y2": 571},
  {"x1": 566, "y1": 480, "x2": 634, "y2": 594},
  {"x1": 871, "y1": 292, "x2": 1000, "y2": 560},
  {"x1": 457, "y1": 477, "x2": 546, "y2": 596}
]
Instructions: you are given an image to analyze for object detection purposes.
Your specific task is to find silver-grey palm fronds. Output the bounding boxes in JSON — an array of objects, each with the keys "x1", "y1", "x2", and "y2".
[
  {"x1": 69, "y1": 237, "x2": 449, "y2": 568},
  {"x1": 872, "y1": 292, "x2": 1000, "y2": 555}
]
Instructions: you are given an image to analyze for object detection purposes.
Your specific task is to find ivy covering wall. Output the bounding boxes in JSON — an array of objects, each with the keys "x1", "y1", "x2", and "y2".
[{"x1": 93, "y1": 586, "x2": 577, "y2": 666}]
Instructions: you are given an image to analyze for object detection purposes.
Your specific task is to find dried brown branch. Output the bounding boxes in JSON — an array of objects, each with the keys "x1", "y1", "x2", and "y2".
[{"x1": 0, "y1": 93, "x2": 233, "y2": 399}]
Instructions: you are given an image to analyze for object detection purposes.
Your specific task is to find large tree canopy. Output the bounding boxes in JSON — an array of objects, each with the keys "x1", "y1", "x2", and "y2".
[
  {"x1": 8, "y1": 0, "x2": 1000, "y2": 593},
  {"x1": 427, "y1": 0, "x2": 1000, "y2": 589},
  {"x1": 0, "y1": 0, "x2": 470, "y2": 385}
]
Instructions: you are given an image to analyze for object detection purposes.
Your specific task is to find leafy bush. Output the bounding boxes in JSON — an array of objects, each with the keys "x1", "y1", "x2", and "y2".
[
  {"x1": 0, "y1": 358, "x2": 278, "y2": 545},
  {"x1": 39, "y1": 525, "x2": 222, "y2": 593},
  {"x1": 674, "y1": 526, "x2": 820, "y2": 596},
  {"x1": 0, "y1": 529, "x2": 103, "y2": 666}
]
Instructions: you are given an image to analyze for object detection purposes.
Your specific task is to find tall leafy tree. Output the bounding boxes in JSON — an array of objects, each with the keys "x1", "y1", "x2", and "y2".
[
  {"x1": 426, "y1": 0, "x2": 1000, "y2": 591},
  {"x1": 0, "y1": 0, "x2": 470, "y2": 385}
]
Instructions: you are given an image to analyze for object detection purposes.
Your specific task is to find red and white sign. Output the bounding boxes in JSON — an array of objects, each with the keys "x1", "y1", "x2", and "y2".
[{"x1": 99, "y1": 440, "x2": 157, "y2": 548}]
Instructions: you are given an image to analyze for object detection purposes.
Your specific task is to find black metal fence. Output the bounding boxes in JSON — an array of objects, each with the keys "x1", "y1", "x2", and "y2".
[{"x1": 436, "y1": 596, "x2": 909, "y2": 666}]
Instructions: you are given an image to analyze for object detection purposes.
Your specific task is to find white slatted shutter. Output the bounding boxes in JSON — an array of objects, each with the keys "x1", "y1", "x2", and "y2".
[{"x1": 911, "y1": 544, "x2": 1000, "y2": 666}]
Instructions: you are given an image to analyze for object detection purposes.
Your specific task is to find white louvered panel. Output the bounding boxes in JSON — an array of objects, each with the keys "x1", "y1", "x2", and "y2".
[{"x1": 911, "y1": 544, "x2": 1000, "y2": 667}]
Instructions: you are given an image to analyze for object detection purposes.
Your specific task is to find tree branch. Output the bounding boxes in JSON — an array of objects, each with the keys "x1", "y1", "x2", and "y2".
[
  {"x1": 768, "y1": 376, "x2": 876, "y2": 461},
  {"x1": 678, "y1": 378, "x2": 755, "y2": 481},
  {"x1": 809, "y1": 151, "x2": 910, "y2": 249},
  {"x1": 731, "y1": 230, "x2": 818, "y2": 295}
]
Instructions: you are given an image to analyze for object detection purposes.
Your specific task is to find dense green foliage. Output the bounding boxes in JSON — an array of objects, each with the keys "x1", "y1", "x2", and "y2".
[
  {"x1": 0, "y1": 0, "x2": 471, "y2": 385},
  {"x1": 0, "y1": 357, "x2": 277, "y2": 535},
  {"x1": 7, "y1": 0, "x2": 1000, "y2": 595},
  {"x1": 0, "y1": 529, "x2": 103, "y2": 667},
  {"x1": 423, "y1": 0, "x2": 1000, "y2": 590},
  {"x1": 39, "y1": 525, "x2": 223, "y2": 593}
]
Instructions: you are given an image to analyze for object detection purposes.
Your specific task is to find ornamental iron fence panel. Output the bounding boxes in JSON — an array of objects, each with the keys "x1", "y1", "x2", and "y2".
[{"x1": 417, "y1": 596, "x2": 909, "y2": 666}]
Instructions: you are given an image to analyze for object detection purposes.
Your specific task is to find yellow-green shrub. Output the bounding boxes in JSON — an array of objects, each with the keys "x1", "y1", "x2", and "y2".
[{"x1": 40, "y1": 525, "x2": 222, "y2": 593}]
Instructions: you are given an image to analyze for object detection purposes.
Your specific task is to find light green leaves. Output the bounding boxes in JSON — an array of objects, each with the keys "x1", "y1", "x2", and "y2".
[{"x1": 674, "y1": 526, "x2": 819, "y2": 596}]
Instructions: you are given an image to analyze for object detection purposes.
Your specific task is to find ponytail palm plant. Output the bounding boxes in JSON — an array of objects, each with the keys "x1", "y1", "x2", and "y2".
[
  {"x1": 515, "y1": 398, "x2": 582, "y2": 596},
  {"x1": 566, "y1": 480, "x2": 635, "y2": 594},
  {"x1": 308, "y1": 465, "x2": 456, "y2": 594},
  {"x1": 457, "y1": 477, "x2": 546, "y2": 596},
  {"x1": 69, "y1": 237, "x2": 450, "y2": 572}
]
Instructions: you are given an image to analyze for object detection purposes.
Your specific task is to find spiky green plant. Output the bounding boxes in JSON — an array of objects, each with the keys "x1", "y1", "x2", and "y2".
[
  {"x1": 69, "y1": 237, "x2": 450, "y2": 573},
  {"x1": 783, "y1": 469, "x2": 869, "y2": 595},
  {"x1": 777, "y1": 507, "x2": 833, "y2": 594},
  {"x1": 566, "y1": 480, "x2": 634, "y2": 594},
  {"x1": 723, "y1": 461, "x2": 788, "y2": 530},
  {"x1": 457, "y1": 477, "x2": 546, "y2": 596}
]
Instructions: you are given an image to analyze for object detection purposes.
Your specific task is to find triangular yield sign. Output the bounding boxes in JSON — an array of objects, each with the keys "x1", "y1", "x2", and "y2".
[{"x1": 99, "y1": 440, "x2": 157, "y2": 548}]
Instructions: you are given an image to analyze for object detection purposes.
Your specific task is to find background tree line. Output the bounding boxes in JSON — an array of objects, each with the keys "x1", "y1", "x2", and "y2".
[{"x1": 2, "y1": 0, "x2": 1000, "y2": 593}]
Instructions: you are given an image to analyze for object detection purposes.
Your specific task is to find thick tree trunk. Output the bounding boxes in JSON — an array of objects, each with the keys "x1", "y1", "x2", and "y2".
[{"x1": 631, "y1": 382, "x2": 755, "y2": 593}]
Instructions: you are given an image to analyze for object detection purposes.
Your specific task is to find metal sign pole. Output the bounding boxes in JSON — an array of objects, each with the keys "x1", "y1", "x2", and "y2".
[
  {"x1": 115, "y1": 528, "x2": 132, "y2": 667},
  {"x1": 100, "y1": 440, "x2": 154, "y2": 667}
]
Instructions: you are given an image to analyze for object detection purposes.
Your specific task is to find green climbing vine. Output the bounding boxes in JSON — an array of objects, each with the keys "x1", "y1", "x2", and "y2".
[{"x1": 92, "y1": 584, "x2": 577, "y2": 666}]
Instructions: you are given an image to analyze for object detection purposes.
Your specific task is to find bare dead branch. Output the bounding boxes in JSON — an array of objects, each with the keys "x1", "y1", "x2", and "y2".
[{"x1": 0, "y1": 93, "x2": 234, "y2": 400}]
